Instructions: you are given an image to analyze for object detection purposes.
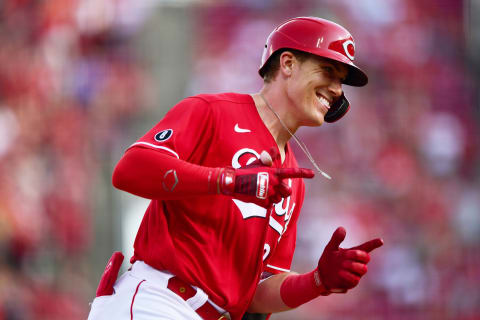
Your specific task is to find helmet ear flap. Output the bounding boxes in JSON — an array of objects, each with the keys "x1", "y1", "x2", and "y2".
[{"x1": 324, "y1": 94, "x2": 350, "y2": 123}]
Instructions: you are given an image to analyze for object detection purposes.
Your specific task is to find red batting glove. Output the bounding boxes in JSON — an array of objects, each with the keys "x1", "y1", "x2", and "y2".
[
  {"x1": 217, "y1": 163, "x2": 314, "y2": 208},
  {"x1": 317, "y1": 227, "x2": 383, "y2": 293}
]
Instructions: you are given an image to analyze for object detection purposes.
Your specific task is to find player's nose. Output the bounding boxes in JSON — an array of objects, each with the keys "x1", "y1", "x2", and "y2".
[{"x1": 328, "y1": 78, "x2": 343, "y2": 99}]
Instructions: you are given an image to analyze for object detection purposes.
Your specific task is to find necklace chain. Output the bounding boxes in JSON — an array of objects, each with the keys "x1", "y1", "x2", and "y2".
[{"x1": 259, "y1": 93, "x2": 332, "y2": 180}]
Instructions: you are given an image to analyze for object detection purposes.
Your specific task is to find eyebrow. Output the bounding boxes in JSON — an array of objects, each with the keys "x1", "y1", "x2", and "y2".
[
  {"x1": 316, "y1": 57, "x2": 348, "y2": 80},
  {"x1": 318, "y1": 58, "x2": 344, "y2": 72},
  {"x1": 322, "y1": 61, "x2": 347, "y2": 81},
  {"x1": 329, "y1": 61, "x2": 346, "y2": 75}
]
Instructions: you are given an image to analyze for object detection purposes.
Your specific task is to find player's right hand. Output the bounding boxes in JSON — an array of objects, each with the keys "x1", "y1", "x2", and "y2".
[
  {"x1": 317, "y1": 227, "x2": 383, "y2": 293},
  {"x1": 216, "y1": 150, "x2": 314, "y2": 208}
]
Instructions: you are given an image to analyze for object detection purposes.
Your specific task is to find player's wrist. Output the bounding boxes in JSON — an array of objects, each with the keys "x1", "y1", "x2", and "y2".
[
  {"x1": 280, "y1": 269, "x2": 331, "y2": 309},
  {"x1": 216, "y1": 167, "x2": 236, "y2": 195},
  {"x1": 312, "y1": 269, "x2": 332, "y2": 296}
]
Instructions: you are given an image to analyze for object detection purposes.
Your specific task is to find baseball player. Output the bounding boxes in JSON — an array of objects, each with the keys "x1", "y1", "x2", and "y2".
[{"x1": 88, "y1": 17, "x2": 383, "y2": 320}]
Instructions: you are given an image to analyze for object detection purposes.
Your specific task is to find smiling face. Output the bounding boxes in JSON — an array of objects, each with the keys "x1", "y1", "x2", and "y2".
[{"x1": 282, "y1": 52, "x2": 349, "y2": 127}]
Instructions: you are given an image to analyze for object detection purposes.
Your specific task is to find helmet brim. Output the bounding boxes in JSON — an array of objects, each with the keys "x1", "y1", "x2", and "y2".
[
  {"x1": 306, "y1": 48, "x2": 369, "y2": 87},
  {"x1": 344, "y1": 64, "x2": 368, "y2": 87},
  {"x1": 259, "y1": 46, "x2": 368, "y2": 87}
]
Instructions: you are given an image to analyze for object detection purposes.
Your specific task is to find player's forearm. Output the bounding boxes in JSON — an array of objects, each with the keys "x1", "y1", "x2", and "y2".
[
  {"x1": 113, "y1": 146, "x2": 314, "y2": 206},
  {"x1": 112, "y1": 147, "x2": 219, "y2": 199},
  {"x1": 248, "y1": 270, "x2": 331, "y2": 314},
  {"x1": 247, "y1": 272, "x2": 293, "y2": 313}
]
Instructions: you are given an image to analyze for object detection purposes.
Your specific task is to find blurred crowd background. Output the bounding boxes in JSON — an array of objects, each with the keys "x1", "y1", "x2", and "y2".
[{"x1": 0, "y1": 0, "x2": 479, "y2": 319}]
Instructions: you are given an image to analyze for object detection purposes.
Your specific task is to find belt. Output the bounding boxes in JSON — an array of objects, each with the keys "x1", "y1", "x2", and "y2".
[{"x1": 167, "y1": 276, "x2": 230, "y2": 320}]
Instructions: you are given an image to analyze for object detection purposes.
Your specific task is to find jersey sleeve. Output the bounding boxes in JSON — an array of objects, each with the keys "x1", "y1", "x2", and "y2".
[
  {"x1": 128, "y1": 97, "x2": 215, "y2": 163},
  {"x1": 264, "y1": 182, "x2": 305, "y2": 275}
]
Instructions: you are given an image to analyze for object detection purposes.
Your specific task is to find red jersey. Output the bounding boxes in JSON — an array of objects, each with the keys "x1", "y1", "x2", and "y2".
[{"x1": 128, "y1": 93, "x2": 306, "y2": 320}]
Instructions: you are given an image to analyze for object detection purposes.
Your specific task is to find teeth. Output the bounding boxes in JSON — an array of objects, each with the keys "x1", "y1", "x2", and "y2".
[{"x1": 317, "y1": 95, "x2": 330, "y2": 109}]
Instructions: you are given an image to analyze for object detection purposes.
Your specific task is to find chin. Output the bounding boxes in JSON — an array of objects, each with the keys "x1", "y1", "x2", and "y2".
[
  {"x1": 311, "y1": 104, "x2": 326, "y2": 126},
  {"x1": 313, "y1": 111, "x2": 326, "y2": 126},
  {"x1": 304, "y1": 116, "x2": 324, "y2": 127}
]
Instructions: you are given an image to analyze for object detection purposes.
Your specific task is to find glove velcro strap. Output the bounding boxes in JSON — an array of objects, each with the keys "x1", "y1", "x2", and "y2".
[
  {"x1": 313, "y1": 269, "x2": 332, "y2": 296},
  {"x1": 233, "y1": 171, "x2": 269, "y2": 199},
  {"x1": 233, "y1": 173, "x2": 256, "y2": 196},
  {"x1": 255, "y1": 172, "x2": 269, "y2": 199},
  {"x1": 218, "y1": 167, "x2": 236, "y2": 195}
]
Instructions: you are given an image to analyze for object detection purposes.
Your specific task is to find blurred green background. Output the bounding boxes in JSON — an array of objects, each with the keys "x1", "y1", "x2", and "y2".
[{"x1": 0, "y1": 0, "x2": 479, "y2": 319}]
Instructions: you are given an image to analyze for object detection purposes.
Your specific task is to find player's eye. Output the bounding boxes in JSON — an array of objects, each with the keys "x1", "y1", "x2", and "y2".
[
  {"x1": 321, "y1": 65, "x2": 347, "y2": 83},
  {"x1": 320, "y1": 66, "x2": 335, "y2": 78},
  {"x1": 321, "y1": 66, "x2": 333, "y2": 73}
]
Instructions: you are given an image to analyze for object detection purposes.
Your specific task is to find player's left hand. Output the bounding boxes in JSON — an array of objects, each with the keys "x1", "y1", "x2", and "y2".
[{"x1": 317, "y1": 227, "x2": 383, "y2": 293}]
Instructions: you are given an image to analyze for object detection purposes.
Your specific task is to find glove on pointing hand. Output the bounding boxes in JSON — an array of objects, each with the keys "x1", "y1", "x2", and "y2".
[
  {"x1": 217, "y1": 149, "x2": 314, "y2": 208},
  {"x1": 317, "y1": 227, "x2": 383, "y2": 293}
]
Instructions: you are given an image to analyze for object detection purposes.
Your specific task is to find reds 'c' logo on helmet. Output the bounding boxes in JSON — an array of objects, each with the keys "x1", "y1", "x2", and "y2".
[{"x1": 341, "y1": 39, "x2": 355, "y2": 61}]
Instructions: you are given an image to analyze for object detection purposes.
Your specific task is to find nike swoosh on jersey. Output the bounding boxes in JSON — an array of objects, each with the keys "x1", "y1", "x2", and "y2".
[{"x1": 234, "y1": 124, "x2": 251, "y2": 133}]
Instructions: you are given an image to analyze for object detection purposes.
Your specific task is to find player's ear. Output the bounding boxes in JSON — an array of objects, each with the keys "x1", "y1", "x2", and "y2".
[{"x1": 279, "y1": 51, "x2": 295, "y2": 77}]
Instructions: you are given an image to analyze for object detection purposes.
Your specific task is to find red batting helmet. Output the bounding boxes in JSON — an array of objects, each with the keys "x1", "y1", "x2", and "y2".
[
  {"x1": 259, "y1": 17, "x2": 368, "y2": 86},
  {"x1": 259, "y1": 17, "x2": 368, "y2": 122}
]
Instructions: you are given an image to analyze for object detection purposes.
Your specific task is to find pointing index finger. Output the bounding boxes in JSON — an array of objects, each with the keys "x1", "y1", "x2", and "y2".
[
  {"x1": 350, "y1": 238, "x2": 384, "y2": 253},
  {"x1": 276, "y1": 168, "x2": 315, "y2": 179}
]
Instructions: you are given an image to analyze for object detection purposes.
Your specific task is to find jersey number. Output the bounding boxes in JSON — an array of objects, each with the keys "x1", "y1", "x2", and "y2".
[{"x1": 263, "y1": 244, "x2": 270, "y2": 261}]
